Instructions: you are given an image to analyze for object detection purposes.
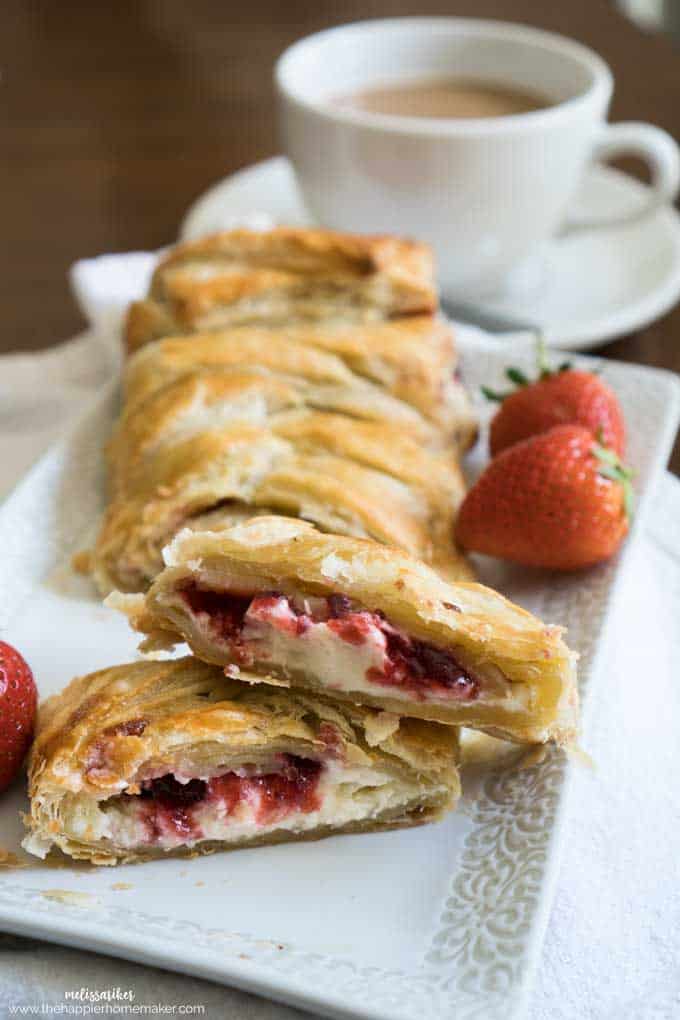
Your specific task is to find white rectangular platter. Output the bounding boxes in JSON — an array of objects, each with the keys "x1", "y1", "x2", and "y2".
[{"x1": 0, "y1": 336, "x2": 678, "y2": 1020}]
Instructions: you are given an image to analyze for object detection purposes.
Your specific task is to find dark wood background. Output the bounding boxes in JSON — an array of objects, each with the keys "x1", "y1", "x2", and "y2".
[{"x1": 4, "y1": 0, "x2": 680, "y2": 470}]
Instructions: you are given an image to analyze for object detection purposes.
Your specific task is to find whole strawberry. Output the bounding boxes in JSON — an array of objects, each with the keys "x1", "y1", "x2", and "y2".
[
  {"x1": 484, "y1": 344, "x2": 625, "y2": 458},
  {"x1": 0, "y1": 642, "x2": 37, "y2": 793},
  {"x1": 456, "y1": 425, "x2": 633, "y2": 570}
]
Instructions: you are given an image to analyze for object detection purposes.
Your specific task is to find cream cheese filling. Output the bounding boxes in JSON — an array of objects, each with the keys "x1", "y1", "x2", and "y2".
[
  {"x1": 241, "y1": 611, "x2": 390, "y2": 693},
  {"x1": 64, "y1": 762, "x2": 421, "y2": 852},
  {"x1": 188, "y1": 594, "x2": 531, "y2": 713}
]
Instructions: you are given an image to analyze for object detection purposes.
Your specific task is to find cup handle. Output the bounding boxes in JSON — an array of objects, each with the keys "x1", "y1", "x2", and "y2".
[{"x1": 566, "y1": 121, "x2": 680, "y2": 230}]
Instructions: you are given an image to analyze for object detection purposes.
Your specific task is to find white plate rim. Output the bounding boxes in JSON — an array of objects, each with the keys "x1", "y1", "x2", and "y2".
[{"x1": 0, "y1": 341, "x2": 678, "y2": 1020}]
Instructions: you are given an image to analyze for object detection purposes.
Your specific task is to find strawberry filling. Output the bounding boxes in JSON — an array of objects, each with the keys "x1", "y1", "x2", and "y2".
[
  {"x1": 133, "y1": 756, "x2": 322, "y2": 844},
  {"x1": 181, "y1": 585, "x2": 479, "y2": 701},
  {"x1": 182, "y1": 586, "x2": 252, "y2": 638}
]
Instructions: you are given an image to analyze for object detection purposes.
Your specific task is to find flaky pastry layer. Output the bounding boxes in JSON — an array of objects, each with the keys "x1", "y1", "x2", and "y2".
[
  {"x1": 23, "y1": 657, "x2": 459, "y2": 865},
  {"x1": 121, "y1": 317, "x2": 476, "y2": 451},
  {"x1": 114, "y1": 517, "x2": 579, "y2": 746},
  {"x1": 89, "y1": 228, "x2": 477, "y2": 596},
  {"x1": 124, "y1": 227, "x2": 437, "y2": 352},
  {"x1": 92, "y1": 401, "x2": 472, "y2": 594}
]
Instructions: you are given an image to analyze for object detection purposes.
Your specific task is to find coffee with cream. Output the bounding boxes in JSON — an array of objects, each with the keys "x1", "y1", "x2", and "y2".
[{"x1": 335, "y1": 78, "x2": 550, "y2": 119}]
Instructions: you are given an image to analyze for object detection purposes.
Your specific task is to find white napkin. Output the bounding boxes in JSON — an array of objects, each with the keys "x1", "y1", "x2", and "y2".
[
  {"x1": 0, "y1": 251, "x2": 157, "y2": 501},
  {"x1": 70, "y1": 250, "x2": 157, "y2": 348},
  {"x1": 0, "y1": 334, "x2": 110, "y2": 502},
  {"x1": 531, "y1": 513, "x2": 680, "y2": 1020},
  {"x1": 1, "y1": 249, "x2": 678, "y2": 1020}
]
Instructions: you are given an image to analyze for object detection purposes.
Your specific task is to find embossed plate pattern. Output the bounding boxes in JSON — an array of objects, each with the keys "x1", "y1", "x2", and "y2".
[{"x1": 0, "y1": 337, "x2": 678, "y2": 1020}]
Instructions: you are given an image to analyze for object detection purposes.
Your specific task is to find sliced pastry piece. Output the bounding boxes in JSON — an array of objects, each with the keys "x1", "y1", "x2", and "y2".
[
  {"x1": 92, "y1": 416, "x2": 472, "y2": 595},
  {"x1": 124, "y1": 227, "x2": 436, "y2": 352},
  {"x1": 23, "y1": 657, "x2": 459, "y2": 865},
  {"x1": 114, "y1": 518, "x2": 579, "y2": 746}
]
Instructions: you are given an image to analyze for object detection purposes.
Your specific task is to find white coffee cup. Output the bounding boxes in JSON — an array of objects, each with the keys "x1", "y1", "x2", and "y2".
[{"x1": 276, "y1": 18, "x2": 680, "y2": 298}]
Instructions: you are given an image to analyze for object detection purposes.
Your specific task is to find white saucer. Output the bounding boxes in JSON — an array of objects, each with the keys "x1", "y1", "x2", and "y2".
[{"x1": 181, "y1": 156, "x2": 680, "y2": 350}]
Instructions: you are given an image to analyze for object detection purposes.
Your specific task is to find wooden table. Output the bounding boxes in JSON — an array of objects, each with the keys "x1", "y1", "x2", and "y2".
[{"x1": 4, "y1": 0, "x2": 679, "y2": 470}]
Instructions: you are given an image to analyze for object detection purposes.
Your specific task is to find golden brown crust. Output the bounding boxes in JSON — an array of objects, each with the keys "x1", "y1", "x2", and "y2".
[
  {"x1": 23, "y1": 657, "x2": 459, "y2": 865},
  {"x1": 109, "y1": 382, "x2": 460, "y2": 495},
  {"x1": 123, "y1": 327, "x2": 361, "y2": 408},
  {"x1": 121, "y1": 318, "x2": 476, "y2": 450},
  {"x1": 117, "y1": 518, "x2": 578, "y2": 746},
  {"x1": 91, "y1": 227, "x2": 475, "y2": 594},
  {"x1": 93, "y1": 417, "x2": 472, "y2": 595},
  {"x1": 124, "y1": 227, "x2": 437, "y2": 353},
  {"x1": 120, "y1": 317, "x2": 476, "y2": 447},
  {"x1": 124, "y1": 300, "x2": 177, "y2": 354},
  {"x1": 93, "y1": 317, "x2": 475, "y2": 593},
  {"x1": 155, "y1": 227, "x2": 434, "y2": 279}
]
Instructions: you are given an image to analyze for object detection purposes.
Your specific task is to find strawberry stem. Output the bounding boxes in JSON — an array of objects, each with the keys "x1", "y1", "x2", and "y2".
[
  {"x1": 481, "y1": 385, "x2": 510, "y2": 402},
  {"x1": 592, "y1": 442, "x2": 635, "y2": 519},
  {"x1": 536, "y1": 333, "x2": 572, "y2": 378},
  {"x1": 484, "y1": 334, "x2": 575, "y2": 404},
  {"x1": 505, "y1": 367, "x2": 529, "y2": 387},
  {"x1": 536, "y1": 334, "x2": 552, "y2": 379}
]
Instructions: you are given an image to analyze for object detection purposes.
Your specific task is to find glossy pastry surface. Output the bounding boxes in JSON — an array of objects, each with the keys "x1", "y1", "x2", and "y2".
[
  {"x1": 121, "y1": 317, "x2": 476, "y2": 449},
  {"x1": 95, "y1": 396, "x2": 472, "y2": 594},
  {"x1": 124, "y1": 227, "x2": 438, "y2": 352},
  {"x1": 23, "y1": 657, "x2": 460, "y2": 865},
  {"x1": 90, "y1": 227, "x2": 476, "y2": 595}
]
